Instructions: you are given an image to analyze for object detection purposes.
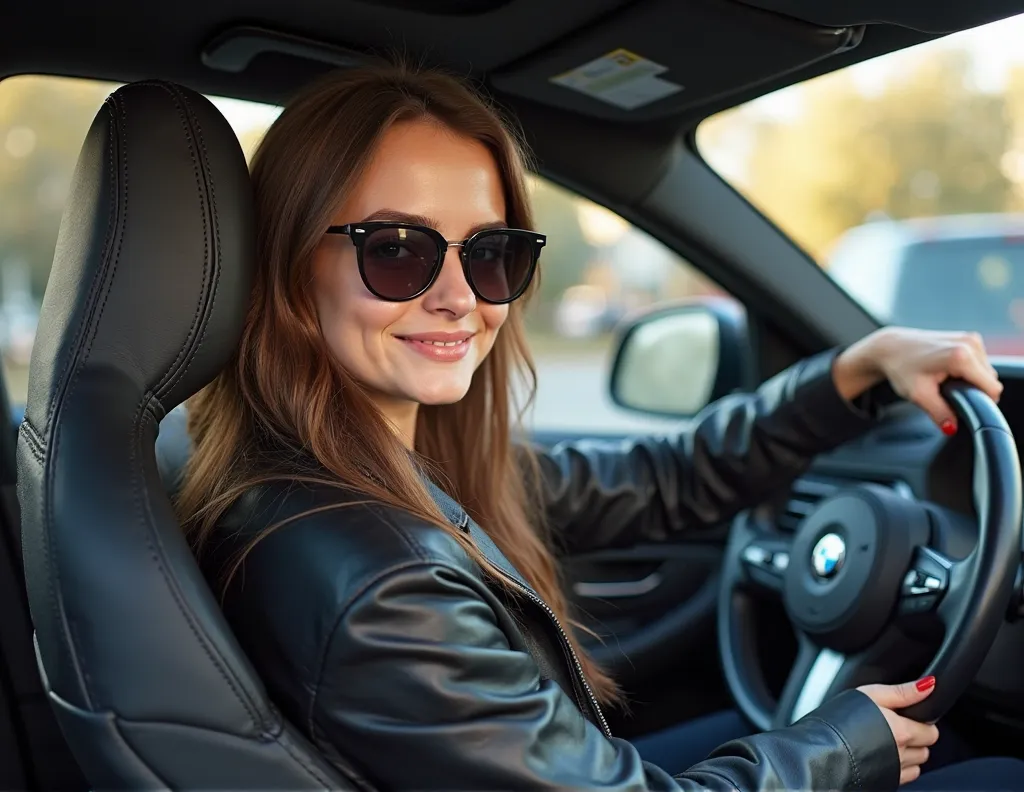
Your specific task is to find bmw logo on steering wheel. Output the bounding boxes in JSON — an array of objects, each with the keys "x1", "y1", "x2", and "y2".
[{"x1": 811, "y1": 532, "x2": 846, "y2": 579}]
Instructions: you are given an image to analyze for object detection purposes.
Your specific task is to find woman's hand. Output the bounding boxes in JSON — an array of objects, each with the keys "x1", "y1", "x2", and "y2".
[
  {"x1": 833, "y1": 327, "x2": 1003, "y2": 434},
  {"x1": 857, "y1": 677, "x2": 940, "y2": 786}
]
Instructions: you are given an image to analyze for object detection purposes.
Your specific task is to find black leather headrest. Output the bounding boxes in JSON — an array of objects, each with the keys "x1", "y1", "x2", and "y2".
[
  {"x1": 16, "y1": 81, "x2": 349, "y2": 789},
  {"x1": 26, "y1": 83, "x2": 252, "y2": 418}
]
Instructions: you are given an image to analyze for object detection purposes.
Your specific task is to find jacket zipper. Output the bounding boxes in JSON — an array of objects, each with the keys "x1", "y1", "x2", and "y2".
[
  {"x1": 491, "y1": 566, "x2": 613, "y2": 738},
  {"x1": 449, "y1": 508, "x2": 612, "y2": 737}
]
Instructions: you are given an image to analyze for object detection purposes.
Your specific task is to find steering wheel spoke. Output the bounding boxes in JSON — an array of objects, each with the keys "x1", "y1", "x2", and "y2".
[{"x1": 773, "y1": 634, "x2": 846, "y2": 726}]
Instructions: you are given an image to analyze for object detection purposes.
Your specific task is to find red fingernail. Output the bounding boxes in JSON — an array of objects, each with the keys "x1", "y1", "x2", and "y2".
[
  {"x1": 916, "y1": 676, "x2": 936, "y2": 692},
  {"x1": 940, "y1": 420, "x2": 957, "y2": 436}
]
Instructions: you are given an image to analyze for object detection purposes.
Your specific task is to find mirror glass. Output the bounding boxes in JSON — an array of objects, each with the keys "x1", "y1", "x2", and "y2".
[{"x1": 614, "y1": 309, "x2": 720, "y2": 416}]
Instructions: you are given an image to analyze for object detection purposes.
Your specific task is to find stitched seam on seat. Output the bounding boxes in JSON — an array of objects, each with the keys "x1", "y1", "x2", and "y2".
[
  {"x1": 19, "y1": 419, "x2": 44, "y2": 462},
  {"x1": 42, "y1": 97, "x2": 120, "y2": 436},
  {"x1": 41, "y1": 82, "x2": 260, "y2": 730},
  {"x1": 108, "y1": 714, "x2": 167, "y2": 788},
  {"x1": 159, "y1": 87, "x2": 221, "y2": 399},
  {"x1": 116, "y1": 707, "x2": 342, "y2": 790},
  {"x1": 806, "y1": 715, "x2": 862, "y2": 790},
  {"x1": 44, "y1": 95, "x2": 131, "y2": 708},
  {"x1": 132, "y1": 401, "x2": 266, "y2": 731},
  {"x1": 127, "y1": 81, "x2": 209, "y2": 398},
  {"x1": 114, "y1": 84, "x2": 264, "y2": 728}
]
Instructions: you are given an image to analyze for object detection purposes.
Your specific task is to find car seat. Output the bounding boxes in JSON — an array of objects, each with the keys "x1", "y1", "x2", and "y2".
[{"x1": 16, "y1": 80, "x2": 358, "y2": 790}]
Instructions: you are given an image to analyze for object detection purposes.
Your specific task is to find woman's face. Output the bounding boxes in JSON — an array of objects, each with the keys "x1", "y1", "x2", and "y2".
[{"x1": 313, "y1": 118, "x2": 510, "y2": 419}]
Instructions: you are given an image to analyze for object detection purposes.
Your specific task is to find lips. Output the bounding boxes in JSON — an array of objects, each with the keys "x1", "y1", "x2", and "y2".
[
  {"x1": 396, "y1": 332, "x2": 475, "y2": 344},
  {"x1": 408, "y1": 338, "x2": 467, "y2": 347},
  {"x1": 395, "y1": 331, "x2": 476, "y2": 362}
]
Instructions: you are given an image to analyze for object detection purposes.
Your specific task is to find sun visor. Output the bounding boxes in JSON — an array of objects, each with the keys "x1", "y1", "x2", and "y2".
[
  {"x1": 489, "y1": 0, "x2": 862, "y2": 123},
  {"x1": 733, "y1": 0, "x2": 1023, "y2": 34}
]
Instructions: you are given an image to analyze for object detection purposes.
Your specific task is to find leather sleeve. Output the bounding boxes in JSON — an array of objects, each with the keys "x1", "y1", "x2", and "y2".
[
  {"x1": 311, "y1": 560, "x2": 899, "y2": 791},
  {"x1": 537, "y1": 349, "x2": 882, "y2": 555}
]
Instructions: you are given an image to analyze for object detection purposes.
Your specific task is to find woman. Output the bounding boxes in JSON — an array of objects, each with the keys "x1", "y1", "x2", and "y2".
[{"x1": 177, "y1": 62, "x2": 1024, "y2": 790}]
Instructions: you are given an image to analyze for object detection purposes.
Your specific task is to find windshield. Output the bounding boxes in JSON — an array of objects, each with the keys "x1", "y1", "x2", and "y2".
[{"x1": 697, "y1": 12, "x2": 1024, "y2": 354}]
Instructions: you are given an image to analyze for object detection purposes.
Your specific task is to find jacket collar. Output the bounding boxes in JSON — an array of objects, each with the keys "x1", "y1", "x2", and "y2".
[{"x1": 421, "y1": 477, "x2": 536, "y2": 594}]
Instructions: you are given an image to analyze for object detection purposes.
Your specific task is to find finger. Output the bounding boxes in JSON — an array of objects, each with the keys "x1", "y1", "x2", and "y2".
[
  {"x1": 900, "y1": 746, "x2": 930, "y2": 768},
  {"x1": 900, "y1": 765, "x2": 922, "y2": 786},
  {"x1": 962, "y1": 332, "x2": 999, "y2": 377},
  {"x1": 903, "y1": 720, "x2": 940, "y2": 748},
  {"x1": 905, "y1": 380, "x2": 958, "y2": 433},
  {"x1": 961, "y1": 331, "x2": 986, "y2": 358},
  {"x1": 864, "y1": 677, "x2": 936, "y2": 709},
  {"x1": 947, "y1": 343, "x2": 1003, "y2": 402}
]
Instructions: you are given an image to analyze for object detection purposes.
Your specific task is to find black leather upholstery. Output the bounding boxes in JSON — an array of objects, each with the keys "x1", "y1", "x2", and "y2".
[{"x1": 16, "y1": 81, "x2": 351, "y2": 790}]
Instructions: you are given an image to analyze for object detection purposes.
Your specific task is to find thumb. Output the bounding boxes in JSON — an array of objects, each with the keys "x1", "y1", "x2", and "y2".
[
  {"x1": 907, "y1": 381, "x2": 958, "y2": 435},
  {"x1": 872, "y1": 677, "x2": 937, "y2": 709}
]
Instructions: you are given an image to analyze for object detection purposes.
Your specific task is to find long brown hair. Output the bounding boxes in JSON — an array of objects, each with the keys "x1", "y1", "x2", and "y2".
[{"x1": 176, "y1": 61, "x2": 621, "y2": 707}]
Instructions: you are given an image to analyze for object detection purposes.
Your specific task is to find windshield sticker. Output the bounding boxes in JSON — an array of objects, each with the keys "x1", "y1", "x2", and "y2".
[{"x1": 551, "y1": 49, "x2": 683, "y2": 111}]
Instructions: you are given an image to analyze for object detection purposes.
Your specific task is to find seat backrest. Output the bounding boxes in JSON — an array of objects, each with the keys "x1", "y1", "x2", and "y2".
[{"x1": 16, "y1": 81, "x2": 352, "y2": 790}]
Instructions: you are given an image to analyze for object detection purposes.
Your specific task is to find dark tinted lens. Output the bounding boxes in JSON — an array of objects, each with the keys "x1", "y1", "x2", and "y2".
[
  {"x1": 466, "y1": 232, "x2": 535, "y2": 303},
  {"x1": 361, "y1": 227, "x2": 439, "y2": 299}
]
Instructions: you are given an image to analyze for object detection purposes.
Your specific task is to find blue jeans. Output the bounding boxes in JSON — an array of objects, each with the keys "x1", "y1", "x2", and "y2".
[{"x1": 631, "y1": 709, "x2": 1024, "y2": 789}]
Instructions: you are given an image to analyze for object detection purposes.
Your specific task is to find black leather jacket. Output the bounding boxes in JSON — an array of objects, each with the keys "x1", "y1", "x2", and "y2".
[{"x1": 204, "y1": 350, "x2": 901, "y2": 791}]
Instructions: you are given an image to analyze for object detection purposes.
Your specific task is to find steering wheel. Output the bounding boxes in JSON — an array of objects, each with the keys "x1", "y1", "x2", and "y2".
[{"x1": 718, "y1": 381, "x2": 1022, "y2": 731}]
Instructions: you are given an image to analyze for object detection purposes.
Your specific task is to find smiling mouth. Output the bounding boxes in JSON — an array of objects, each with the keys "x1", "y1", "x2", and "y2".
[
  {"x1": 413, "y1": 339, "x2": 467, "y2": 347},
  {"x1": 394, "y1": 333, "x2": 476, "y2": 362}
]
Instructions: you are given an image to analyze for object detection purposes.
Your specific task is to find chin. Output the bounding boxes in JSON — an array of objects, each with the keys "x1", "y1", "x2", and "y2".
[{"x1": 409, "y1": 379, "x2": 473, "y2": 406}]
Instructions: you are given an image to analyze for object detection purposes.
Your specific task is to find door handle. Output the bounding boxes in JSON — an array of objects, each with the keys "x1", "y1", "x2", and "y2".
[{"x1": 572, "y1": 572, "x2": 663, "y2": 599}]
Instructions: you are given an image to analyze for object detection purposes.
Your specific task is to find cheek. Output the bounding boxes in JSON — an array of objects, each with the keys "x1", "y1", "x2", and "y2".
[
  {"x1": 355, "y1": 299, "x2": 409, "y2": 341},
  {"x1": 313, "y1": 248, "x2": 405, "y2": 355},
  {"x1": 474, "y1": 304, "x2": 509, "y2": 361},
  {"x1": 481, "y1": 304, "x2": 509, "y2": 334}
]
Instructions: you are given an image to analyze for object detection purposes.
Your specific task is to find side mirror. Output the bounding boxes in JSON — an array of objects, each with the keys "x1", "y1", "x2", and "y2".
[{"x1": 609, "y1": 297, "x2": 753, "y2": 418}]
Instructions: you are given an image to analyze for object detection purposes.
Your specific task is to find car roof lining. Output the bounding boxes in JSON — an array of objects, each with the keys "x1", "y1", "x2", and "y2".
[
  {"x1": 3, "y1": 0, "x2": 1024, "y2": 231},
  {"x1": 7, "y1": 1, "x2": 1021, "y2": 111}
]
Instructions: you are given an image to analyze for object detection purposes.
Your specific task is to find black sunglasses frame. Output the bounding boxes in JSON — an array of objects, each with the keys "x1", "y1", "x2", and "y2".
[{"x1": 325, "y1": 222, "x2": 546, "y2": 304}]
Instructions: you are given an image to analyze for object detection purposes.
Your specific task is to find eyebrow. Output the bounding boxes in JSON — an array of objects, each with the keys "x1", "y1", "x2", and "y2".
[{"x1": 360, "y1": 209, "x2": 508, "y2": 237}]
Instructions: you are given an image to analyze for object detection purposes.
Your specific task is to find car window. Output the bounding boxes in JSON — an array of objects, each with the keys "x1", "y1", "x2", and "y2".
[
  {"x1": 1, "y1": 75, "x2": 726, "y2": 433},
  {"x1": 697, "y1": 12, "x2": 1024, "y2": 355}
]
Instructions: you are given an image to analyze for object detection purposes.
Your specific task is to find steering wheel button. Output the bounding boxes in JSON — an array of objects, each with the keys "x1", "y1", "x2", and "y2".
[
  {"x1": 900, "y1": 595, "x2": 932, "y2": 614},
  {"x1": 742, "y1": 545, "x2": 770, "y2": 566},
  {"x1": 772, "y1": 552, "x2": 790, "y2": 571},
  {"x1": 924, "y1": 576, "x2": 941, "y2": 590}
]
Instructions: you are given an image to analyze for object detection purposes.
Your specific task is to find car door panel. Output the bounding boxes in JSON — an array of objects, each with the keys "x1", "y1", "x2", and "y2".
[
  {"x1": 532, "y1": 429, "x2": 731, "y2": 734},
  {"x1": 566, "y1": 543, "x2": 723, "y2": 680}
]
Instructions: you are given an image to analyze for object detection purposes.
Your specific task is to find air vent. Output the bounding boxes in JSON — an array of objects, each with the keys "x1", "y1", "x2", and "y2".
[
  {"x1": 776, "y1": 475, "x2": 911, "y2": 531},
  {"x1": 777, "y1": 476, "x2": 840, "y2": 531}
]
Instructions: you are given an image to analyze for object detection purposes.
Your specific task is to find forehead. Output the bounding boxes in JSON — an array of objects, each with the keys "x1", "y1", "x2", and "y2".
[{"x1": 340, "y1": 119, "x2": 507, "y2": 229}]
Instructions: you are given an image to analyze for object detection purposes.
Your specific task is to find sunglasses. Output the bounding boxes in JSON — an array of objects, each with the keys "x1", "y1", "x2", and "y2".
[{"x1": 326, "y1": 222, "x2": 545, "y2": 304}]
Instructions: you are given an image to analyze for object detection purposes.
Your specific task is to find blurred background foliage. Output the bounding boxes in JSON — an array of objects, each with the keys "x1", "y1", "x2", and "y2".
[{"x1": 700, "y1": 48, "x2": 1024, "y2": 260}]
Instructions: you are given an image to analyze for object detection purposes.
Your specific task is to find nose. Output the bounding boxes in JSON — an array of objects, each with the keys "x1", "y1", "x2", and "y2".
[{"x1": 421, "y1": 247, "x2": 476, "y2": 318}]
